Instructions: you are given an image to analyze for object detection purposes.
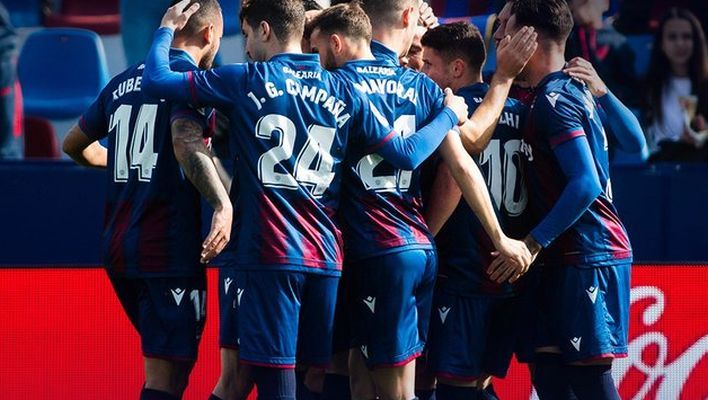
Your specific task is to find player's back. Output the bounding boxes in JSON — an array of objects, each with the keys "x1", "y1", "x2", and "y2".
[
  {"x1": 79, "y1": 50, "x2": 210, "y2": 277},
  {"x1": 334, "y1": 41, "x2": 446, "y2": 260},
  {"x1": 523, "y1": 72, "x2": 632, "y2": 267},
  {"x1": 205, "y1": 53, "x2": 392, "y2": 274},
  {"x1": 435, "y1": 82, "x2": 528, "y2": 296}
]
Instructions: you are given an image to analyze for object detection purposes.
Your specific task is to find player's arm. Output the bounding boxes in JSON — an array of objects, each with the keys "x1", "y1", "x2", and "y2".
[
  {"x1": 171, "y1": 117, "x2": 233, "y2": 263},
  {"x1": 62, "y1": 124, "x2": 108, "y2": 169},
  {"x1": 424, "y1": 161, "x2": 462, "y2": 236},
  {"x1": 564, "y1": 57, "x2": 646, "y2": 153},
  {"x1": 438, "y1": 132, "x2": 533, "y2": 274},
  {"x1": 457, "y1": 26, "x2": 537, "y2": 154},
  {"x1": 372, "y1": 89, "x2": 468, "y2": 170}
]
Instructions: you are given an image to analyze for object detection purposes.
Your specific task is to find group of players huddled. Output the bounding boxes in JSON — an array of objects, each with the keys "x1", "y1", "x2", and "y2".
[{"x1": 63, "y1": 0, "x2": 646, "y2": 399}]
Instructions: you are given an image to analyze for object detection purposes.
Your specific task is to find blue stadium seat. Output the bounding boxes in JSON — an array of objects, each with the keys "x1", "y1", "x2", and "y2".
[
  {"x1": 221, "y1": 0, "x2": 241, "y2": 36},
  {"x1": 18, "y1": 28, "x2": 109, "y2": 119},
  {"x1": 3, "y1": 0, "x2": 43, "y2": 27},
  {"x1": 626, "y1": 34, "x2": 654, "y2": 78}
]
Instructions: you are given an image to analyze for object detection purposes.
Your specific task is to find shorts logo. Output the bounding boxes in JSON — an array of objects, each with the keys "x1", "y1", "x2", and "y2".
[
  {"x1": 361, "y1": 345, "x2": 368, "y2": 359},
  {"x1": 224, "y1": 278, "x2": 233, "y2": 295},
  {"x1": 236, "y1": 288, "x2": 244, "y2": 306},
  {"x1": 570, "y1": 336, "x2": 582, "y2": 352},
  {"x1": 363, "y1": 296, "x2": 376, "y2": 313},
  {"x1": 586, "y1": 286, "x2": 598, "y2": 304},
  {"x1": 170, "y1": 288, "x2": 185, "y2": 306},
  {"x1": 438, "y1": 306, "x2": 451, "y2": 324}
]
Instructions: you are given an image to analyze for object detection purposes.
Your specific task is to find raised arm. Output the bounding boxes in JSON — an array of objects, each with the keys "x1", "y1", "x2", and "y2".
[
  {"x1": 458, "y1": 26, "x2": 537, "y2": 154},
  {"x1": 171, "y1": 117, "x2": 233, "y2": 263},
  {"x1": 564, "y1": 57, "x2": 646, "y2": 153}
]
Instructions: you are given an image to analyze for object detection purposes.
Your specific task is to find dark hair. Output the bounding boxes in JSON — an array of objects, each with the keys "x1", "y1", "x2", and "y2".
[
  {"x1": 302, "y1": 0, "x2": 323, "y2": 11},
  {"x1": 306, "y1": 2, "x2": 372, "y2": 42},
  {"x1": 240, "y1": 0, "x2": 305, "y2": 42},
  {"x1": 646, "y1": 8, "x2": 708, "y2": 123},
  {"x1": 359, "y1": 0, "x2": 414, "y2": 27},
  {"x1": 170, "y1": 0, "x2": 222, "y2": 38},
  {"x1": 421, "y1": 22, "x2": 486, "y2": 74},
  {"x1": 510, "y1": 0, "x2": 573, "y2": 43}
]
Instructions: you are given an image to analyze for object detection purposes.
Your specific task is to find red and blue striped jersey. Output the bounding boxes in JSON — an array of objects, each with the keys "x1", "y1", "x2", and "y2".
[
  {"x1": 522, "y1": 71, "x2": 632, "y2": 267},
  {"x1": 335, "y1": 41, "x2": 445, "y2": 260},
  {"x1": 169, "y1": 53, "x2": 397, "y2": 275},
  {"x1": 435, "y1": 83, "x2": 529, "y2": 296},
  {"x1": 79, "y1": 49, "x2": 214, "y2": 278}
]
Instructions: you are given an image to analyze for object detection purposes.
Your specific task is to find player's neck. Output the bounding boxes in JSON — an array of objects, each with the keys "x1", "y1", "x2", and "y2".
[
  {"x1": 525, "y1": 45, "x2": 567, "y2": 87},
  {"x1": 348, "y1": 41, "x2": 375, "y2": 62},
  {"x1": 171, "y1": 41, "x2": 203, "y2": 67},
  {"x1": 265, "y1": 40, "x2": 303, "y2": 60},
  {"x1": 452, "y1": 72, "x2": 484, "y2": 92},
  {"x1": 371, "y1": 26, "x2": 409, "y2": 57}
]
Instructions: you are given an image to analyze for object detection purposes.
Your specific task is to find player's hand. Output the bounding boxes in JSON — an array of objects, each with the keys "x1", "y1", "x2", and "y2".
[
  {"x1": 443, "y1": 88, "x2": 469, "y2": 125},
  {"x1": 201, "y1": 204, "x2": 233, "y2": 264},
  {"x1": 419, "y1": 1, "x2": 439, "y2": 28},
  {"x1": 563, "y1": 57, "x2": 608, "y2": 97},
  {"x1": 161, "y1": 0, "x2": 201, "y2": 32},
  {"x1": 487, "y1": 236, "x2": 534, "y2": 283},
  {"x1": 495, "y1": 26, "x2": 537, "y2": 81}
]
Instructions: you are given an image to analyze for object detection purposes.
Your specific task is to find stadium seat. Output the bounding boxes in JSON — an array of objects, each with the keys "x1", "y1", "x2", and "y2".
[
  {"x1": 221, "y1": 0, "x2": 241, "y2": 36},
  {"x1": 3, "y1": 0, "x2": 43, "y2": 28},
  {"x1": 24, "y1": 116, "x2": 59, "y2": 159},
  {"x1": 18, "y1": 28, "x2": 109, "y2": 119},
  {"x1": 44, "y1": 0, "x2": 120, "y2": 35},
  {"x1": 440, "y1": 14, "x2": 498, "y2": 74},
  {"x1": 626, "y1": 34, "x2": 654, "y2": 78}
]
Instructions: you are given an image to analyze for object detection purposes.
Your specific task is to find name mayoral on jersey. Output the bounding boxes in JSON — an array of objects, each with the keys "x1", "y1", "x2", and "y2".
[
  {"x1": 247, "y1": 80, "x2": 351, "y2": 128},
  {"x1": 353, "y1": 78, "x2": 417, "y2": 105}
]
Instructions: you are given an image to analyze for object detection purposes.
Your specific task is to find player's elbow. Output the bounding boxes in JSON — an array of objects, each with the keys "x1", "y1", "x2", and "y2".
[{"x1": 576, "y1": 174, "x2": 603, "y2": 205}]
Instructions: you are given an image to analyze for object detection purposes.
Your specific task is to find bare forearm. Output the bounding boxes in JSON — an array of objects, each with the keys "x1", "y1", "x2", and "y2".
[
  {"x1": 211, "y1": 155, "x2": 233, "y2": 194},
  {"x1": 459, "y1": 76, "x2": 514, "y2": 154},
  {"x1": 62, "y1": 125, "x2": 107, "y2": 169},
  {"x1": 424, "y1": 162, "x2": 462, "y2": 236}
]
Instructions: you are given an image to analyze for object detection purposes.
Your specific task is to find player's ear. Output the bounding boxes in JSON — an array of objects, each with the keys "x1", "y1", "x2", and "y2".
[
  {"x1": 203, "y1": 23, "x2": 215, "y2": 45},
  {"x1": 330, "y1": 33, "x2": 343, "y2": 54},
  {"x1": 452, "y1": 58, "x2": 465, "y2": 79},
  {"x1": 259, "y1": 20, "x2": 271, "y2": 41},
  {"x1": 402, "y1": 5, "x2": 415, "y2": 29}
]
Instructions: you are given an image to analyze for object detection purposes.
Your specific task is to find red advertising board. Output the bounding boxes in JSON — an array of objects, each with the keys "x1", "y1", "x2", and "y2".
[{"x1": 0, "y1": 265, "x2": 706, "y2": 399}]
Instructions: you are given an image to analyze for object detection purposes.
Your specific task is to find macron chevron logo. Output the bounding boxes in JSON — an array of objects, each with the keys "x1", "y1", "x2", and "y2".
[
  {"x1": 170, "y1": 288, "x2": 185, "y2": 306},
  {"x1": 224, "y1": 278, "x2": 233, "y2": 295},
  {"x1": 236, "y1": 288, "x2": 244, "y2": 306},
  {"x1": 438, "y1": 306, "x2": 451, "y2": 324},
  {"x1": 586, "y1": 286, "x2": 598, "y2": 304},
  {"x1": 570, "y1": 337, "x2": 582, "y2": 352},
  {"x1": 361, "y1": 345, "x2": 368, "y2": 359},
  {"x1": 546, "y1": 92, "x2": 560, "y2": 108},
  {"x1": 363, "y1": 296, "x2": 376, "y2": 313}
]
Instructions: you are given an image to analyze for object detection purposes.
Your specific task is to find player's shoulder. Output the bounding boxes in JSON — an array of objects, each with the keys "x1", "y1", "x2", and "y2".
[{"x1": 535, "y1": 71, "x2": 585, "y2": 110}]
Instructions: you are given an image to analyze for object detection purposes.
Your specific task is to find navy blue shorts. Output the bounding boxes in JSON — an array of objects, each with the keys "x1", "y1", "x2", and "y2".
[
  {"x1": 350, "y1": 249, "x2": 437, "y2": 369},
  {"x1": 219, "y1": 267, "x2": 339, "y2": 368},
  {"x1": 427, "y1": 290, "x2": 520, "y2": 381},
  {"x1": 109, "y1": 273, "x2": 207, "y2": 361},
  {"x1": 533, "y1": 263, "x2": 631, "y2": 362}
]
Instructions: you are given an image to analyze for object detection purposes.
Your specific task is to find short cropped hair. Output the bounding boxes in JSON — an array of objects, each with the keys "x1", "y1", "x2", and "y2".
[
  {"x1": 358, "y1": 0, "x2": 415, "y2": 27},
  {"x1": 306, "y1": 2, "x2": 372, "y2": 42},
  {"x1": 240, "y1": 0, "x2": 306, "y2": 42},
  {"x1": 302, "y1": 0, "x2": 323, "y2": 11},
  {"x1": 421, "y1": 22, "x2": 486, "y2": 74},
  {"x1": 510, "y1": 0, "x2": 573, "y2": 43},
  {"x1": 171, "y1": 0, "x2": 222, "y2": 38}
]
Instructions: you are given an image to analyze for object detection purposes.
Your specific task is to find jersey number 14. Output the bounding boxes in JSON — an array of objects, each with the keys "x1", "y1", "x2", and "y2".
[{"x1": 110, "y1": 104, "x2": 159, "y2": 183}]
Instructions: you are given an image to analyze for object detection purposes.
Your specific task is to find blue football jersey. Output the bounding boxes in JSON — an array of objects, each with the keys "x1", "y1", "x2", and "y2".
[
  {"x1": 166, "y1": 53, "x2": 396, "y2": 275},
  {"x1": 435, "y1": 83, "x2": 529, "y2": 296},
  {"x1": 335, "y1": 41, "x2": 447, "y2": 260},
  {"x1": 79, "y1": 49, "x2": 214, "y2": 278},
  {"x1": 522, "y1": 71, "x2": 632, "y2": 267}
]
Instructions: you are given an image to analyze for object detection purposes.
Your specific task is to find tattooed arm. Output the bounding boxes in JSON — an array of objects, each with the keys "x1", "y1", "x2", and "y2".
[{"x1": 171, "y1": 117, "x2": 233, "y2": 263}]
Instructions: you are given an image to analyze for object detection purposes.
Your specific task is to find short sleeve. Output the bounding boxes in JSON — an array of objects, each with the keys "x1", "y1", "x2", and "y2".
[
  {"x1": 78, "y1": 92, "x2": 108, "y2": 140},
  {"x1": 534, "y1": 90, "x2": 586, "y2": 149}
]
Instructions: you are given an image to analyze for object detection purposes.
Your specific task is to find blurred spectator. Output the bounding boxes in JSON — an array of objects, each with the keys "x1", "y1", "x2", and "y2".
[
  {"x1": 565, "y1": 0, "x2": 639, "y2": 107},
  {"x1": 645, "y1": 8, "x2": 708, "y2": 162},
  {"x1": 615, "y1": 0, "x2": 707, "y2": 35},
  {"x1": 0, "y1": 3, "x2": 20, "y2": 159},
  {"x1": 120, "y1": 0, "x2": 172, "y2": 65}
]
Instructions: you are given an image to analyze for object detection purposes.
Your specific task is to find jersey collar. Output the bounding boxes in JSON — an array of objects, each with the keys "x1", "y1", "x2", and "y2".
[
  {"x1": 169, "y1": 47, "x2": 198, "y2": 67},
  {"x1": 535, "y1": 70, "x2": 568, "y2": 91},
  {"x1": 370, "y1": 40, "x2": 400, "y2": 66},
  {"x1": 269, "y1": 52, "x2": 322, "y2": 65},
  {"x1": 456, "y1": 82, "x2": 489, "y2": 96}
]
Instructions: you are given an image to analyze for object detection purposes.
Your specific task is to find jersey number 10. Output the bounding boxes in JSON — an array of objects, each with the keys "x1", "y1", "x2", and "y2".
[{"x1": 110, "y1": 104, "x2": 159, "y2": 183}]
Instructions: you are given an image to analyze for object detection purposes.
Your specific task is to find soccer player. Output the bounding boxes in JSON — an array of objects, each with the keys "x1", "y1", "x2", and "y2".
[
  {"x1": 488, "y1": 0, "x2": 634, "y2": 398},
  {"x1": 142, "y1": 1, "x2": 472, "y2": 399},
  {"x1": 61, "y1": 1, "x2": 229, "y2": 399},
  {"x1": 306, "y1": 3, "x2": 537, "y2": 400},
  {"x1": 420, "y1": 21, "x2": 540, "y2": 400}
]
